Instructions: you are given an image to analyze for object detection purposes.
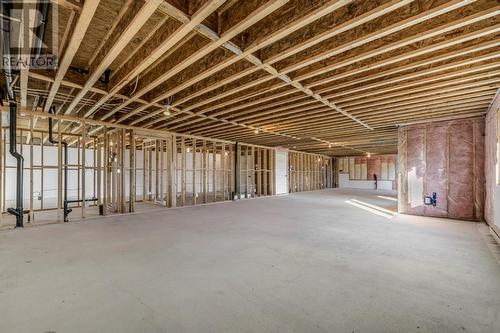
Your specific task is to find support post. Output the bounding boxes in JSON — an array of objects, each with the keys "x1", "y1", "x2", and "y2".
[
  {"x1": 142, "y1": 141, "x2": 146, "y2": 202},
  {"x1": 155, "y1": 139, "x2": 159, "y2": 201},
  {"x1": 97, "y1": 136, "x2": 102, "y2": 207},
  {"x1": 102, "y1": 127, "x2": 108, "y2": 215},
  {"x1": 234, "y1": 143, "x2": 240, "y2": 200},
  {"x1": 221, "y1": 143, "x2": 226, "y2": 200},
  {"x1": 212, "y1": 141, "x2": 216, "y2": 202},
  {"x1": 181, "y1": 138, "x2": 186, "y2": 206},
  {"x1": 160, "y1": 139, "x2": 164, "y2": 202},
  {"x1": 57, "y1": 120, "x2": 62, "y2": 220},
  {"x1": 29, "y1": 116, "x2": 34, "y2": 222},
  {"x1": 120, "y1": 128, "x2": 126, "y2": 213},
  {"x1": 192, "y1": 138, "x2": 196, "y2": 205},
  {"x1": 81, "y1": 122, "x2": 86, "y2": 218},
  {"x1": 202, "y1": 141, "x2": 207, "y2": 203},
  {"x1": 129, "y1": 130, "x2": 136, "y2": 212}
]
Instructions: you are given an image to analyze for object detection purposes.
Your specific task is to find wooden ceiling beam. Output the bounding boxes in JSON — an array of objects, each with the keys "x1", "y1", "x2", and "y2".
[
  {"x1": 166, "y1": 59, "x2": 500, "y2": 132},
  {"x1": 283, "y1": 0, "x2": 488, "y2": 77},
  {"x1": 275, "y1": 107, "x2": 488, "y2": 136},
  {"x1": 83, "y1": 0, "x2": 227, "y2": 120},
  {"x1": 155, "y1": 82, "x2": 498, "y2": 138},
  {"x1": 336, "y1": 73, "x2": 500, "y2": 107},
  {"x1": 264, "y1": 0, "x2": 414, "y2": 65},
  {"x1": 86, "y1": 0, "x2": 134, "y2": 69},
  {"x1": 271, "y1": 103, "x2": 491, "y2": 133},
  {"x1": 51, "y1": 0, "x2": 82, "y2": 12},
  {"x1": 288, "y1": 1, "x2": 500, "y2": 81},
  {"x1": 104, "y1": 0, "x2": 290, "y2": 123},
  {"x1": 159, "y1": 26, "x2": 500, "y2": 132},
  {"x1": 43, "y1": 0, "x2": 101, "y2": 112},
  {"x1": 329, "y1": 61, "x2": 500, "y2": 103},
  {"x1": 308, "y1": 33, "x2": 500, "y2": 89},
  {"x1": 182, "y1": 87, "x2": 495, "y2": 138},
  {"x1": 343, "y1": 84, "x2": 500, "y2": 112},
  {"x1": 117, "y1": 0, "x2": 371, "y2": 130},
  {"x1": 248, "y1": 96, "x2": 493, "y2": 127},
  {"x1": 317, "y1": 50, "x2": 500, "y2": 97},
  {"x1": 62, "y1": 0, "x2": 163, "y2": 116},
  {"x1": 296, "y1": 18, "x2": 500, "y2": 83},
  {"x1": 148, "y1": 92, "x2": 309, "y2": 129}
]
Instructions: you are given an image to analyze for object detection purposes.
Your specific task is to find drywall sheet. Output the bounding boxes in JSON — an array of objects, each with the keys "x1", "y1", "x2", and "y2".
[{"x1": 398, "y1": 117, "x2": 485, "y2": 221}]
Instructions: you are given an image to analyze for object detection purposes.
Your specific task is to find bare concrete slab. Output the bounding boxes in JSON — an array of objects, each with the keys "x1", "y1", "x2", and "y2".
[{"x1": 1, "y1": 189, "x2": 499, "y2": 333}]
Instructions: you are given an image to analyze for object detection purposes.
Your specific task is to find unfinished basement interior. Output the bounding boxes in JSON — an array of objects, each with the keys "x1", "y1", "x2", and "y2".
[{"x1": 1, "y1": 0, "x2": 500, "y2": 332}]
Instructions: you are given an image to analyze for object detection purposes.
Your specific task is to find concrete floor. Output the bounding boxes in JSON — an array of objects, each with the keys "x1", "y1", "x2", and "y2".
[{"x1": 1, "y1": 189, "x2": 499, "y2": 333}]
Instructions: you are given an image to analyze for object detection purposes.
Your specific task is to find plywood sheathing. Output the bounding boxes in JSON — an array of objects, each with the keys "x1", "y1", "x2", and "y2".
[{"x1": 71, "y1": 0, "x2": 126, "y2": 69}]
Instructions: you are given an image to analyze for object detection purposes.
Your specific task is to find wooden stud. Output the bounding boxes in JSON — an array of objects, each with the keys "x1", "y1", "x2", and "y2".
[
  {"x1": 212, "y1": 141, "x2": 216, "y2": 202},
  {"x1": 103, "y1": 127, "x2": 108, "y2": 215},
  {"x1": 29, "y1": 116, "x2": 34, "y2": 222},
  {"x1": 192, "y1": 138, "x2": 197, "y2": 205},
  {"x1": 129, "y1": 130, "x2": 136, "y2": 212},
  {"x1": 202, "y1": 140, "x2": 208, "y2": 203},
  {"x1": 221, "y1": 143, "x2": 226, "y2": 200},
  {"x1": 168, "y1": 134, "x2": 177, "y2": 208},
  {"x1": 181, "y1": 138, "x2": 186, "y2": 206},
  {"x1": 81, "y1": 122, "x2": 86, "y2": 218},
  {"x1": 57, "y1": 120, "x2": 62, "y2": 219},
  {"x1": 160, "y1": 139, "x2": 164, "y2": 202}
]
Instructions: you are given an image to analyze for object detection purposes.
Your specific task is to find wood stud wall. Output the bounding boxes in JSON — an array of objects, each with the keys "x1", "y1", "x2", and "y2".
[
  {"x1": 236, "y1": 144, "x2": 276, "y2": 198},
  {"x1": 289, "y1": 151, "x2": 332, "y2": 193},
  {"x1": 0, "y1": 114, "x2": 334, "y2": 226}
]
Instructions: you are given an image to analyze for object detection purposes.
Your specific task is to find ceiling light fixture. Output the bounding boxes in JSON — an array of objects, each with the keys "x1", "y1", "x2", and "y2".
[{"x1": 163, "y1": 97, "x2": 174, "y2": 116}]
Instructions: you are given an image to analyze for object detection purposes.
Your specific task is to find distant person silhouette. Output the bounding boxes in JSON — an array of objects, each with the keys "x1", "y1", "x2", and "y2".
[{"x1": 374, "y1": 174, "x2": 378, "y2": 190}]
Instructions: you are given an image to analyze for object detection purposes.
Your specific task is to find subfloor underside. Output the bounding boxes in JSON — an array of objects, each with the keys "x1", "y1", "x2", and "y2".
[{"x1": 1, "y1": 189, "x2": 499, "y2": 333}]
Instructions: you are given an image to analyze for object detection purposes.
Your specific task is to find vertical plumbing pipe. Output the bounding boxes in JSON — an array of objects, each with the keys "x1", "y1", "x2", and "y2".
[
  {"x1": 2, "y1": 1, "x2": 25, "y2": 227},
  {"x1": 48, "y1": 108, "x2": 69, "y2": 221}
]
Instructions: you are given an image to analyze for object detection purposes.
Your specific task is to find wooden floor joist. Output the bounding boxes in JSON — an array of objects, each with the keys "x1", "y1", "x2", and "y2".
[{"x1": 3, "y1": 0, "x2": 499, "y2": 157}]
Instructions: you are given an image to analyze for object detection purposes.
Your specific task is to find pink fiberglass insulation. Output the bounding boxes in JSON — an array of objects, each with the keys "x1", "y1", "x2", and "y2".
[
  {"x1": 367, "y1": 157, "x2": 381, "y2": 180},
  {"x1": 448, "y1": 121, "x2": 475, "y2": 220},
  {"x1": 387, "y1": 155, "x2": 397, "y2": 190},
  {"x1": 485, "y1": 103, "x2": 499, "y2": 224},
  {"x1": 473, "y1": 120, "x2": 485, "y2": 222},
  {"x1": 405, "y1": 127, "x2": 426, "y2": 216},
  {"x1": 399, "y1": 117, "x2": 485, "y2": 221},
  {"x1": 424, "y1": 123, "x2": 448, "y2": 218}
]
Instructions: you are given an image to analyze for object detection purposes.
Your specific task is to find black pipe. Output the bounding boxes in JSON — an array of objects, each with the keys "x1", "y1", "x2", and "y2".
[
  {"x1": 48, "y1": 107, "x2": 72, "y2": 222},
  {"x1": 2, "y1": 1, "x2": 25, "y2": 227},
  {"x1": 66, "y1": 198, "x2": 98, "y2": 204}
]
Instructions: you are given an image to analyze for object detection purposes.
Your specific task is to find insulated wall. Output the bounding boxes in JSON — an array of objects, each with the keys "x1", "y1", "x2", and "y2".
[
  {"x1": 398, "y1": 117, "x2": 485, "y2": 221},
  {"x1": 336, "y1": 155, "x2": 397, "y2": 190},
  {"x1": 485, "y1": 93, "x2": 500, "y2": 233}
]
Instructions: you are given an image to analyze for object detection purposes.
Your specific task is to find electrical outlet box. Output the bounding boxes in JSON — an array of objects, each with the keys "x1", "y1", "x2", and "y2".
[{"x1": 424, "y1": 192, "x2": 437, "y2": 206}]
